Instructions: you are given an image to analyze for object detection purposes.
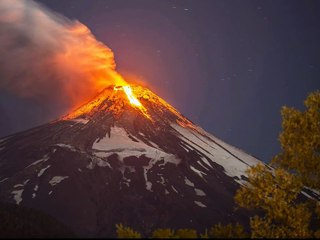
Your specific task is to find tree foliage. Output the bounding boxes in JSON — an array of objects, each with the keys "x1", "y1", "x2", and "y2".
[
  {"x1": 116, "y1": 225, "x2": 199, "y2": 238},
  {"x1": 272, "y1": 91, "x2": 320, "y2": 189},
  {"x1": 208, "y1": 222, "x2": 248, "y2": 238},
  {"x1": 115, "y1": 224, "x2": 247, "y2": 238},
  {"x1": 116, "y1": 224, "x2": 141, "y2": 238},
  {"x1": 151, "y1": 228, "x2": 198, "y2": 238},
  {"x1": 235, "y1": 164, "x2": 312, "y2": 238},
  {"x1": 151, "y1": 228, "x2": 175, "y2": 238},
  {"x1": 175, "y1": 229, "x2": 198, "y2": 238},
  {"x1": 235, "y1": 91, "x2": 320, "y2": 238}
]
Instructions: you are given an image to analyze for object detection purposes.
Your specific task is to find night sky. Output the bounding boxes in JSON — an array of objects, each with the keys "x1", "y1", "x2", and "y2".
[{"x1": 1, "y1": 0, "x2": 320, "y2": 163}]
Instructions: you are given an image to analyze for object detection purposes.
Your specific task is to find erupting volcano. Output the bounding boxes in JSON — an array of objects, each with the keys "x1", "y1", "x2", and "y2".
[
  {"x1": 0, "y1": 79, "x2": 265, "y2": 237},
  {"x1": 1, "y1": 0, "x2": 319, "y2": 237},
  {"x1": 0, "y1": 1, "x2": 267, "y2": 236},
  {"x1": 63, "y1": 83, "x2": 188, "y2": 122}
]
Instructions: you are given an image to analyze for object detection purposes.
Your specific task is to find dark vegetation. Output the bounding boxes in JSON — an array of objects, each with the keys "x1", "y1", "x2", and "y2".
[{"x1": 0, "y1": 202, "x2": 75, "y2": 238}]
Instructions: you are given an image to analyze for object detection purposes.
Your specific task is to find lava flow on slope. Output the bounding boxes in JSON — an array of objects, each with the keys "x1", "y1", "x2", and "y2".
[{"x1": 62, "y1": 83, "x2": 196, "y2": 130}]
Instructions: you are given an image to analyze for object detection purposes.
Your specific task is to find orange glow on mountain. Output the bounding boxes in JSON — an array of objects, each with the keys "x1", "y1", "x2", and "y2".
[
  {"x1": 114, "y1": 85, "x2": 151, "y2": 119},
  {"x1": 122, "y1": 86, "x2": 142, "y2": 107},
  {"x1": 62, "y1": 84, "x2": 201, "y2": 132},
  {"x1": 63, "y1": 84, "x2": 151, "y2": 120}
]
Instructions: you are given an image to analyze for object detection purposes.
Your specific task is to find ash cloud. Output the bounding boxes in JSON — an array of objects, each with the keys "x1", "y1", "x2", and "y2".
[{"x1": 0, "y1": 0, "x2": 125, "y2": 113}]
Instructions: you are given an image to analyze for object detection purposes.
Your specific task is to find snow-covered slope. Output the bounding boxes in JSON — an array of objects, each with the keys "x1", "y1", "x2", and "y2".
[
  {"x1": 0, "y1": 85, "x2": 263, "y2": 237},
  {"x1": 171, "y1": 124, "x2": 260, "y2": 184}
]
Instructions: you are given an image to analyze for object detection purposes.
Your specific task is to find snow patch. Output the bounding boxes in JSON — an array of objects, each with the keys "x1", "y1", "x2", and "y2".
[
  {"x1": 146, "y1": 181, "x2": 152, "y2": 191},
  {"x1": 119, "y1": 175, "x2": 131, "y2": 189},
  {"x1": 11, "y1": 190, "x2": 23, "y2": 205},
  {"x1": 0, "y1": 178, "x2": 8, "y2": 184},
  {"x1": 86, "y1": 156, "x2": 111, "y2": 169},
  {"x1": 32, "y1": 193, "x2": 36, "y2": 199},
  {"x1": 181, "y1": 146, "x2": 190, "y2": 152},
  {"x1": 180, "y1": 143, "x2": 191, "y2": 152},
  {"x1": 49, "y1": 176, "x2": 69, "y2": 186},
  {"x1": 71, "y1": 118, "x2": 89, "y2": 124},
  {"x1": 302, "y1": 191, "x2": 314, "y2": 200},
  {"x1": 34, "y1": 185, "x2": 39, "y2": 191},
  {"x1": 49, "y1": 191, "x2": 53, "y2": 195},
  {"x1": 184, "y1": 177, "x2": 194, "y2": 187},
  {"x1": 38, "y1": 165, "x2": 51, "y2": 177},
  {"x1": 55, "y1": 144, "x2": 77, "y2": 152},
  {"x1": 195, "y1": 188, "x2": 206, "y2": 196},
  {"x1": 156, "y1": 176, "x2": 165, "y2": 185},
  {"x1": 304, "y1": 187, "x2": 320, "y2": 197},
  {"x1": 302, "y1": 187, "x2": 320, "y2": 200},
  {"x1": 171, "y1": 185, "x2": 178, "y2": 194},
  {"x1": 0, "y1": 136, "x2": 11, "y2": 144},
  {"x1": 200, "y1": 157, "x2": 212, "y2": 169},
  {"x1": 194, "y1": 201, "x2": 206, "y2": 208},
  {"x1": 143, "y1": 166, "x2": 153, "y2": 192},
  {"x1": 92, "y1": 127, "x2": 181, "y2": 189},
  {"x1": 148, "y1": 141, "x2": 161, "y2": 148},
  {"x1": 197, "y1": 160, "x2": 210, "y2": 171},
  {"x1": 92, "y1": 126, "x2": 180, "y2": 164},
  {"x1": 26, "y1": 154, "x2": 50, "y2": 168},
  {"x1": 171, "y1": 124, "x2": 260, "y2": 184},
  {"x1": 190, "y1": 166, "x2": 207, "y2": 179},
  {"x1": 14, "y1": 179, "x2": 30, "y2": 188},
  {"x1": 141, "y1": 155, "x2": 179, "y2": 192},
  {"x1": 139, "y1": 132, "x2": 145, "y2": 137}
]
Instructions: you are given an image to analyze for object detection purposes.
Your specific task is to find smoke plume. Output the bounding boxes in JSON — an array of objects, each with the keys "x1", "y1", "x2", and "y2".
[{"x1": 0, "y1": 0, "x2": 126, "y2": 111}]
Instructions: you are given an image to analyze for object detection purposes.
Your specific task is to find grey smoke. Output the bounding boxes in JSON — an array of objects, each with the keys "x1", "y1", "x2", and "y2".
[{"x1": 0, "y1": 0, "x2": 121, "y2": 110}]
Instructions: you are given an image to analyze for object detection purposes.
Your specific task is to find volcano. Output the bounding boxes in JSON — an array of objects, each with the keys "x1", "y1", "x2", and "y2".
[{"x1": 0, "y1": 85, "x2": 262, "y2": 237}]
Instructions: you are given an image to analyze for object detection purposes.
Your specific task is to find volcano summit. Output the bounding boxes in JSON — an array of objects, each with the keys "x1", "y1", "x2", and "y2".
[{"x1": 0, "y1": 85, "x2": 262, "y2": 237}]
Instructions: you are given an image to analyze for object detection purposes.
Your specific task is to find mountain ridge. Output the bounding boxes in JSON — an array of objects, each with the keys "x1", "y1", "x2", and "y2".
[{"x1": 0, "y1": 85, "x2": 262, "y2": 237}]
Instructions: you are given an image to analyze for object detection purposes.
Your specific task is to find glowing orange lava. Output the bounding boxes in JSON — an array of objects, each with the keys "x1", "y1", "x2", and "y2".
[
  {"x1": 114, "y1": 85, "x2": 151, "y2": 119},
  {"x1": 122, "y1": 86, "x2": 143, "y2": 107}
]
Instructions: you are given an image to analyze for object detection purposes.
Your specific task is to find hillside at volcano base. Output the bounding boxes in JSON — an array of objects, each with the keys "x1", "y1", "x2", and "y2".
[{"x1": 0, "y1": 84, "x2": 263, "y2": 237}]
